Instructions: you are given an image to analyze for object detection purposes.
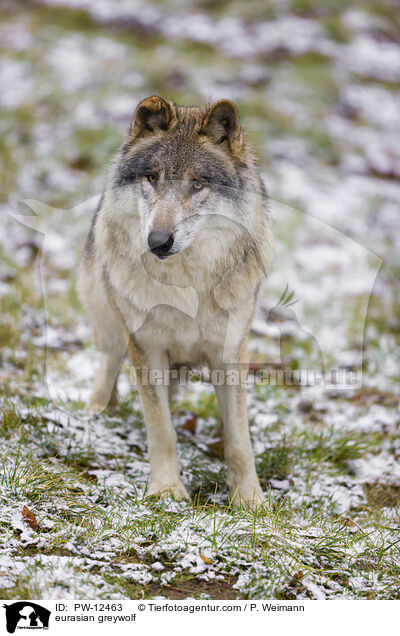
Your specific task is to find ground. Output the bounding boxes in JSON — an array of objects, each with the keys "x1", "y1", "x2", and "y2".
[{"x1": 0, "y1": 0, "x2": 400, "y2": 600}]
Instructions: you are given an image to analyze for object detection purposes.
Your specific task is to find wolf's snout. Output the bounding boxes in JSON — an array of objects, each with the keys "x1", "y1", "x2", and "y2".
[{"x1": 148, "y1": 230, "x2": 174, "y2": 258}]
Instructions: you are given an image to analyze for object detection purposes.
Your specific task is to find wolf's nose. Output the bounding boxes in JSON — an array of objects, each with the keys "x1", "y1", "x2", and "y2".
[{"x1": 148, "y1": 230, "x2": 174, "y2": 257}]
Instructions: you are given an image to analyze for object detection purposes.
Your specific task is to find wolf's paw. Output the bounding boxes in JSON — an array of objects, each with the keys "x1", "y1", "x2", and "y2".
[
  {"x1": 229, "y1": 482, "x2": 265, "y2": 511},
  {"x1": 146, "y1": 481, "x2": 191, "y2": 502},
  {"x1": 88, "y1": 392, "x2": 118, "y2": 414}
]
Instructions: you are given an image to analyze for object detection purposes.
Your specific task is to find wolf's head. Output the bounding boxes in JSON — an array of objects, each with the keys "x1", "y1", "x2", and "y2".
[{"x1": 109, "y1": 96, "x2": 265, "y2": 261}]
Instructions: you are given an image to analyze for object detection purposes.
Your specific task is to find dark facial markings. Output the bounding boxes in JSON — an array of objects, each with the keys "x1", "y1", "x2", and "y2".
[
  {"x1": 115, "y1": 141, "x2": 161, "y2": 188},
  {"x1": 114, "y1": 136, "x2": 245, "y2": 202}
]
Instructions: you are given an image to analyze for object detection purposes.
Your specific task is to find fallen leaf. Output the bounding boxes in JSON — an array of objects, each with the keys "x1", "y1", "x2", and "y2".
[
  {"x1": 340, "y1": 517, "x2": 356, "y2": 528},
  {"x1": 182, "y1": 414, "x2": 198, "y2": 433},
  {"x1": 207, "y1": 439, "x2": 224, "y2": 458},
  {"x1": 297, "y1": 400, "x2": 313, "y2": 413},
  {"x1": 200, "y1": 553, "x2": 214, "y2": 565},
  {"x1": 22, "y1": 506, "x2": 38, "y2": 530}
]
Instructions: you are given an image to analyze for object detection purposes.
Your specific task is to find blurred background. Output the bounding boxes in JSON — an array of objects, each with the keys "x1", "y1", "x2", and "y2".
[{"x1": 1, "y1": 0, "x2": 399, "y2": 391}]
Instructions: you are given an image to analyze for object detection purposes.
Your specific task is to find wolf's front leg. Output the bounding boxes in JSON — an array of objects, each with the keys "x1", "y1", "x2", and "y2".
[
  {"x1": 133, "y1": 349, "x2": 189, "y2": 501},
  {"x1": 214, "y1": 380, "x2": 264, "y2": 508}
]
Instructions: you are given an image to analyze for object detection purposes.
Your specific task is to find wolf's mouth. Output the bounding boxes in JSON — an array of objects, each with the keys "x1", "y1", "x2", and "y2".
[{"x1": 152, "y1": 250, "x2": 178, "y2": 260}]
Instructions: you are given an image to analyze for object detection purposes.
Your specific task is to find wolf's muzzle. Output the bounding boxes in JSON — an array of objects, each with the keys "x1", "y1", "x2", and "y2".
[{"x1": 148, "y1": 230, "x2": 175, "y2": 259}]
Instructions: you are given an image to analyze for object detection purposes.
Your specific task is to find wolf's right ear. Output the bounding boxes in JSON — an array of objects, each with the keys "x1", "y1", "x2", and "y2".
[{"x1": 130, "y1": 96, "x2": 173, "y2": 140}]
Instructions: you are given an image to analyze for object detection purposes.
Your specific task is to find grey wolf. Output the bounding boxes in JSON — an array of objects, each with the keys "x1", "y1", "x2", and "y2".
[{"x1": 78, "y1": 96, "x2": 273, "y2": 508}]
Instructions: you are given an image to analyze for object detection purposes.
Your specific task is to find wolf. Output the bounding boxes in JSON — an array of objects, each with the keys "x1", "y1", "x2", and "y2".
[{"x1": 78, "y1": 95, "x2": 274, "y2": 508}]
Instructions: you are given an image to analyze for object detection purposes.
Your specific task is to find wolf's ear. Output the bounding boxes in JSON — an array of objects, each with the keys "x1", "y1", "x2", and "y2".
[
  {"x1": 202, "y1": 99, "x2": 243, "y2": 155},
  {"x1": 130, "y1": 96, "x2": 173, "y2": 140}
]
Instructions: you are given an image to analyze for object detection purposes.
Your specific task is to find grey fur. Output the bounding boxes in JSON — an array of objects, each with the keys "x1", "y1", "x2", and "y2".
[{"x1": 78, "y1": 96, "x2": 274, "y2": 508}]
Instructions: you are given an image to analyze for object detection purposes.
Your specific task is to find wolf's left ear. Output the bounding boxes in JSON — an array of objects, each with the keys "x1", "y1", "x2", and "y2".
[
  {"x1": 130, "y1": 96, "x2": 173, "y2": 140},
  {"x1": 202, "y1": 99, "x2": 243, "y2": 155}
]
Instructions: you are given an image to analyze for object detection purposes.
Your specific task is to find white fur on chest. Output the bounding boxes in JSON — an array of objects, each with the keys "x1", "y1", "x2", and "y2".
[{"x1": 123, "y1": 284, "x2": 230, "y2": 365}]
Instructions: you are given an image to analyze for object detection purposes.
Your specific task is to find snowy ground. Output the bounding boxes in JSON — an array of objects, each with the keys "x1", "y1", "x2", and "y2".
[{"x1": 0, "y1": 0, "x2": 400, "y2": 599}]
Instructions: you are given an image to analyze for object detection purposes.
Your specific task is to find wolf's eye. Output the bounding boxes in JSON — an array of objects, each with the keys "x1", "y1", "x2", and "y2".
[
  {"x1": 147, "y1": 174, "x2": 158, "y2": 184},
  {"x1": 192, "y1": 180, "x2": 204, "y2": 191}
]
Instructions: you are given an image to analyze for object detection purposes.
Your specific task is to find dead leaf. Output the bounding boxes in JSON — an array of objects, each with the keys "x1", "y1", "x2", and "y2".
[
  {"x1": 297, "y1": 400, "x2": 313, "y2": 414},
  {"x1": 200, "y1": 553, "x2": 214, "y2": 565},
  {"x1": 339, "y1": 517, "x2": 359, "y2": 531},
  {"x1": 207, "y1": 439, "x2": 224, "y2": 458},
  {"x1": 248, "y1": 361, "x2": 263, "y2": 370},
  {"x1": 182, "y1": 414, "x2": 198, "y2": 433},
  {"x1": 22, "y1": 506, "x2": 38, "y2": 530}
]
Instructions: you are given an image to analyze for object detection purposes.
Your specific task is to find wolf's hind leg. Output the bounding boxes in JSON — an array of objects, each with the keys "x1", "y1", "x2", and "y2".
[
  {"x1": 79, "y1": 259, "x2": 126, "y2": 411},
  {"x1": 168, "y1": 373, "x2": 180, "y2": 406},
  {"x1": 89, "y1": 347, "x2": 125, "y2": 412}
]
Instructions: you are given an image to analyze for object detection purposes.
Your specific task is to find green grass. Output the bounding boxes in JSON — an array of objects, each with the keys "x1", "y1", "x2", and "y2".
[{"x1": 1, "y1": 390, "x2": 399, "y2": 599}]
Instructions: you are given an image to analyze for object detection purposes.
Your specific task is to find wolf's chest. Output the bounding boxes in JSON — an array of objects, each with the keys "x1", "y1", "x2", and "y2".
[{"x1": 132, "y1": 298, "x2": 227, "y2": 365}]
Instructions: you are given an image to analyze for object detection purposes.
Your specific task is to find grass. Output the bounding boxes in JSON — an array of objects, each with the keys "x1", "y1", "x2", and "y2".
[{"x1": 0, "y1": 389, "x2": 399, "y2": 599}]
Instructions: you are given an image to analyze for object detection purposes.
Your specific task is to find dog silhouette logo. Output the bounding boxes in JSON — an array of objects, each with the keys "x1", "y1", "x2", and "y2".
[
  {"x1": 3, "y1": 602, "x2": 50, "y2": 633},
  {"x1": 265, "y1": 284, "x2": 325, "y2": 376}
]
